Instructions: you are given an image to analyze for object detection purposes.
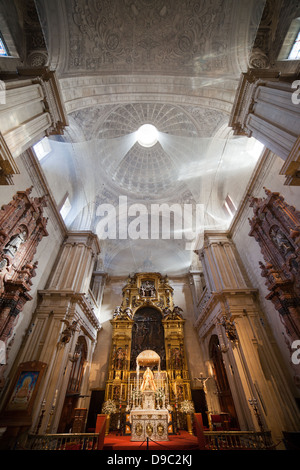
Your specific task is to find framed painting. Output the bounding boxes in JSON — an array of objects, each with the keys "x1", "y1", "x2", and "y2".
[{"x1": 0, "y1": 361, "x2": 47, "y2": 426}]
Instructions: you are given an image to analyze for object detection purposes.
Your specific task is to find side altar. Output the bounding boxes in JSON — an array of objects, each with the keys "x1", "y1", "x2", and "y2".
[{"x1": 103, "y1": 273, "x2": 194, "y2": 438}]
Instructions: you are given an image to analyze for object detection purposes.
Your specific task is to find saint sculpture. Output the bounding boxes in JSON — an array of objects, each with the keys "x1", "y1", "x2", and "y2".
[{"x1": 140, "y1": 367, "x2": 156, "y2": 392}]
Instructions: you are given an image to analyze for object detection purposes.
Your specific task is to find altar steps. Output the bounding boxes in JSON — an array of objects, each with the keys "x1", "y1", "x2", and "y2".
[{"x1": 103, "y1": 431, "x2": 199, "y2": 451}]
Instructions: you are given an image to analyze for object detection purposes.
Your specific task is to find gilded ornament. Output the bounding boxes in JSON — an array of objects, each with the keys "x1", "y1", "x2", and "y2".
[
  {"x1": 157, "y1": 423, "x2": 164, "y2": 436},
  {"x1": 135, "y1": 423, "x2": 143, "y2": 436},
  {"x1": 146, "y1": 423, "x2": 153, "y2": 436}
]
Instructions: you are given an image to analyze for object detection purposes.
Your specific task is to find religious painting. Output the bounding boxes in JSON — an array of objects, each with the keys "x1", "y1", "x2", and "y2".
[
  {"x1": 130, "y1": 307, "x2": 166, "y2": 370},
  {"x1": 113, "y1": 385, "x2": 121, "y2": 401},
  {"x1": 171, "y1": 345, "x2": 184, "y2": 369},
  {"x1": 6, "y1": 370, "x2": 39, "y2": 411},
  {"x1": 0, "y1": 361, "x2": 47, "y2": 426},
  {"x1": 112, "y1": 346, "x2": 127, "y2": 370}
]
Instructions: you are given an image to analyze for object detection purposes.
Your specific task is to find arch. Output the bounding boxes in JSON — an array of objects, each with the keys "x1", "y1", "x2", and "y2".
[
  {"x1": 133, "y1": 304, "x2": 163, "y2": 318},
  {"x1": 67, "y1": 335, "x2": 88, "y2": 394},
  {"x1": 209, "y1": 334, "x2": 239, "y2": 429},
  {"x1": 57, "y1": 335, "x2": 88, "y2": 433}
]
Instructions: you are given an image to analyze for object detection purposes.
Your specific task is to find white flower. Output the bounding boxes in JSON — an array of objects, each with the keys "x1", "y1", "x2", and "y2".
[
  {"x1": 180, "y1": 400, "x2": 195, "y2": 414},
  {"x1": 102, "y1": 399, "x2": 117, "y2": 415}
]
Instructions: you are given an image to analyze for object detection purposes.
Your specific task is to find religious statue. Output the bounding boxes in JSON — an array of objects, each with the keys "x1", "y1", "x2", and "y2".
[
  {"x1": 60, "y1": 320, "x2": 79, "y2": 344},
  {"x1": 4, "y1": 231, "x2": 27, "y2": 257},
  {"x1": 140, "y1": 367, "x2": 156, "y2": 392},
  {"x1": 113, "y1": 306, "x2": 122, "y2": 318},
  {"x1": 0, "y1": 259, "x2": 7, "y2": 271},
  {"x1": 163, "y1": 307, "x2": 172, "y2": 317},
  {"x1": 113, "y1": 306, "x2": 132, "y2": 320},
  {"x1": 270, "y1": 226, "x2": 294, "y2": 256},
  {"x1": 114, "y1": 347, "x2": 126, "y2": 370},
  {"x1": 140, "y1": 280, "x2": 156, "y2": 297},
  {"x1": 172, "y1": 347, "x2": 183, "y2": 369},
  {"x1": 123, "y1": 307, "x2": 133, "y2": 319},
  {"x1": 221, "y1": 317, "x2": 238, "y2": 343},
  {"x1": 172, "y1": 306, "x2": 183, "y2": 318}
]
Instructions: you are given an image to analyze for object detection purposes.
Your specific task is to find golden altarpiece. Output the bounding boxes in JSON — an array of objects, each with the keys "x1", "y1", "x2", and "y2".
[{"x1": 104, "y1": 273, "x2": 192, "y2": 440}]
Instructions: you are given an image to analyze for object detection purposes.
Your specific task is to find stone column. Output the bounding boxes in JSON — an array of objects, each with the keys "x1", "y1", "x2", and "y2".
[
  {"x1": 0, "y1": 67, "x2": 68, "y2": 184},
  {"x1": 195, "y1": 232, "x2": 300, "y2": 444},
  {"x1": 188, "y1": 270, "x2": 204, "y2": 318},
  {"x1": 199, "y1": 233, "x2": 249, "y2": 292},
  {"x1": 229, "y1": 69, "x2": 300, "y2": 185},
  {"x1": 47, "y1": 231, "x2": 100, "y2": 294},
  {"x1": 91, "y1": 272, "x2": 107, "y2": 307}
]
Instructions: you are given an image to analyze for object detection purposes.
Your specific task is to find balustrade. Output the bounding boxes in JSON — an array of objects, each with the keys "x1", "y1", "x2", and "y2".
[{"x1": 26, "y1": 433, "x2": 101, "y2": 450}]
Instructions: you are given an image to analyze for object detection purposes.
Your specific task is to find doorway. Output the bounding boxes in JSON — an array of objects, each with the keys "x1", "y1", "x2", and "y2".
[
  {"x1": 209, "y1": 334, "x2": 239, "y2": 429},
  {"x1": 57, "y1": 336, "x2": 87, "y2": 433}
]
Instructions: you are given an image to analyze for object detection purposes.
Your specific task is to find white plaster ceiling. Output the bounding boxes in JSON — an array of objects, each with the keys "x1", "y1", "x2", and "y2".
[{"x1": 36, "y1": 0, "x2": 266, "y2": 276}]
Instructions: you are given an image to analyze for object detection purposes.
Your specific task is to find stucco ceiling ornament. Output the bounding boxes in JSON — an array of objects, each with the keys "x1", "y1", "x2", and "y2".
[
  {"x1": 249, "y1": 49, "x2": 270, "y2": 69},
  {"x1": 65, "y1": 0, "x2": 259, "y2": 76}
]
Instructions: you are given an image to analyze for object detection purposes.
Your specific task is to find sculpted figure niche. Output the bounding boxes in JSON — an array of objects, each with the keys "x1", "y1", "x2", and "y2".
[
  {"x1": 249, "y1": 188, "x2": 300, "y2": 347},
  {"x1": 0, "y1": 188, "x2": 48, "y2": 383}
]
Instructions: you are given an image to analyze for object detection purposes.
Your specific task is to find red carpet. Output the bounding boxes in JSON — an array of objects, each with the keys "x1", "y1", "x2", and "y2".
[{"x1": 103, "y1": 431, "x2": 199, "y2": 450}]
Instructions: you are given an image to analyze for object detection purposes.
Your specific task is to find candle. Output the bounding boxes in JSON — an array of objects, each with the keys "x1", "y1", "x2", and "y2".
[
  {"x1": 53, "y1": 389, "x2": 58, "y2": 407},
  {"x1": 127, "y1": 374, "x2": 130, "y2": 405}
]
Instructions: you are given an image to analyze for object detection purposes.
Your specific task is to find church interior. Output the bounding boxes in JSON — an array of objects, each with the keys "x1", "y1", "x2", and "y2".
[{"x1": 0, "y1": 0, "x2": 300, "y2": 451}]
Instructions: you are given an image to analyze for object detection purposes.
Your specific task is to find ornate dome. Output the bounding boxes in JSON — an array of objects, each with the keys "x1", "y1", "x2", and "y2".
[{"x1": 36, "y1": 0, "x2": 266, "y2": 276}]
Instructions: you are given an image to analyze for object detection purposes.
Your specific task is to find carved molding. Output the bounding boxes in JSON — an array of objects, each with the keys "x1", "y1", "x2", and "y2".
[
  {"x1": 249, "y1": 188, "x2": 300, "y2": 344},
  {"x1": 228, "y1": 69, "x2": 280, "y2": 135},
  {"x1": 17, "y1": 67, "x2": 69, "y2": 135},
  {"x1": 0, "y1": 132, "x2": 20, "y2": 185},
  {"x1": 0, "y1": 188, "x2": 48, "y2": 373},
  {"x1": 280, "y1": 136, "x2": 300, "y2": 186}
]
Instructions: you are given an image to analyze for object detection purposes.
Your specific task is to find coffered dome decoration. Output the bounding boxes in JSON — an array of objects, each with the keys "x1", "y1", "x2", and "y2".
[
  {"x1": 95, "y1": 103, "x2": 199, "y2": 139},
  {"x1": 109, "y1": 141, "x2": 177, "y2": 196},
  {"x1": 94, "y1": 102, "x2": 201, "y2": 196}
]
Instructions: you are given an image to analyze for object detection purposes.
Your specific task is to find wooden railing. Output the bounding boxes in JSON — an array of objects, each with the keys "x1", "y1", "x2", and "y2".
[
  {"x1": 26, "y1": 433, "x2": 101, "y2": 450},
  {"x1": 194, "y1": 414, "x2": 274, "y2": 450},
  {"x1": 202, "y1": 430, "x2": 274, "y2": 450},
  {"x1": 24, "y1": 414, "x2": 107, "y2": 451},
  {"x1": 24, "y1": 429, "x2": 274, "y2": 451}
]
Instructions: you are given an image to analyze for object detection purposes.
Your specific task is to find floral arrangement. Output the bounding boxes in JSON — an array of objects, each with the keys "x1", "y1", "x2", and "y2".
[
  {"x1": 180, "y1": 400, "x2": 195, "y2": 414},
  {"x1": 102, "y1": 399, "x2": 117, "y2": 415}
]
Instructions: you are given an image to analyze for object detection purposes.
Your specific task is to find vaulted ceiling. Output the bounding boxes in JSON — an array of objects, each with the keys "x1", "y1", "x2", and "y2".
[{"x1": 35, "y1": 0, "x2": 266, "y2": 276}]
